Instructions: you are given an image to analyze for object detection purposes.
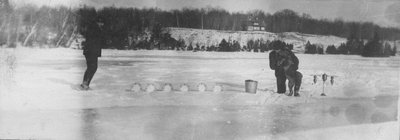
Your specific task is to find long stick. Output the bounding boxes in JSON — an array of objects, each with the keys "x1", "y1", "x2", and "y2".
[
  {"x1": 56, "y1": 13, "x2": 70, "y2": 47},
  {"x1": 66, "y1": 26, "x2": 77, "y2": 47}
]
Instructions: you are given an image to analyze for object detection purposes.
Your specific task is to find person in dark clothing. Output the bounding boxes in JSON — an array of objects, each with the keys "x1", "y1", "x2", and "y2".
[
  {"x1": 278, "y1": 48, "x2": 299, "y2": 72},
  {"x1": 276, "y1": 48, "x2": 302, "y2": 96},
  {"x1": 270, "y1": 50, "x2": 287, "y2": 93},
  {"x1": 269, "y1": 47, "x2": 299, "y2": 94},
  {"x1": 80, "y1": 16, "x2": 105, "y2": 90}
]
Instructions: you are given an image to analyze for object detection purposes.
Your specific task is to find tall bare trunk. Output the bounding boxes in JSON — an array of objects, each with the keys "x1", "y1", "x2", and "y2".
[
  {"x1": 232, "y1": 18, "x2": 236, "y2": 31},
  {"x1": 55, "y1": 13, "x2": 70, "y2": 47},
  {"x1": 23, "y1": 22, "x2": 38, "y2": 46},
  {"x1": 56, "y1": 32, "x2": 66, "y2": 47},
  {"x1": 15, "y1": 15, "x2": 21, "y2": 46},
  {"x1": 61, "y1": 14, "x2": 69, "y2": 30},
  {"x1": 6, "y1": 15, "x2": 11, "y2": 47},
  {"x1": 201, "y1": 14, "x2": 203, "y2": 29},
  {"x1": 66, "y1": 26, "x2": 77, "y2": 47},
  {"x1": 176, "y1": 14, "x2": 179, "y2": 27},
  {"x1": 0, "y1": 20, "x2": 6, "y2": 32}
]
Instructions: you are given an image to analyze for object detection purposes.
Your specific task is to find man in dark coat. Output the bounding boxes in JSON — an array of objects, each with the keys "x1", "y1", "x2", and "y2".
[
  {"x1": 80, "y1": 16, "x2": 105, "y2": 90},
  {"x1": 269, "y1": 47, "x2": 299, "y2": 94}
]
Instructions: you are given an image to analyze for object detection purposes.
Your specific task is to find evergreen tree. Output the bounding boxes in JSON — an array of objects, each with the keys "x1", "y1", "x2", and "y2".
[
  {"x1": 187, "y1": 43, "x2": 193, "y2": 51},
  {"x1": 232, "y1": 40, "x2": 241, "y2": 52},
  {"x1": 194, "y1": 43, "x2": 200, "y2": 51},
  {"x1": 176, "y1": 38, "x2": 185, "y2": 50},
  {"x1": 383, "y1": 42, "x2": 392, "y2": 56},
  {"x1": 362, "y1": 31, "x2": 384, "y2": 57},
  {"x1": 325, "y1": 45, "x2": 337, "y2": 54},
  {"x1": 205, "y1": 46, "x2": 210, "y2": 51},
  {"x1": 242, "y1": 46, "x2": 248, "y2": 51},
  {"x1": 253, "y1": 39, "x2": 260, "y2": 52},
  {"x1": 247, "y1": 39, "x2": 255, "y2": 52},
  {"x1": 304, "y1": 41, "x2": 317, "y2": 54},
  {"x1": 210, "y1": 45, "x2": 216, "y2": 51},
  {"x1": 159, "y1": 32, "x2": 177, "y2": 50},
  {"x1": 218, "y1": 39, "x2": 230, "y2": 52},
  {"x1": 151, "y1": 23, "x2": 163, "y2": 49},
  {"x1": 317, "y1": 46, "x2": 324, "y2": 54},
  {"x1": 337, "y1": 43, "x2": 348, "y2": 54},
  {"x1": 346, "y1": 39, "x2": 363, "y2": 54},
  {"x1": 201, "y1": 45, "x2": 206, "y2": 51},
  {"x1": 269, "y1": 40, "x2": 286, "y2": 50},
  {"x1": 260, "y1": 40, "x2": 269, "y2": 52}
]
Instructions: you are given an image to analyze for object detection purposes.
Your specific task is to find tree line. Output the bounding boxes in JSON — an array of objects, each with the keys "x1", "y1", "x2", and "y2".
[
  {"x1": 77, "y1": 6, "x2": 400, "y2": 51},
  {"x1": 305, "y1": 31, "x2": 397, "y2": 57},
  {"x1": 0, "y1": 0, "x2": 77, "y2": 48},
  {"x1": 1, "y1": 1, "x2": 400, "y2": 54}
]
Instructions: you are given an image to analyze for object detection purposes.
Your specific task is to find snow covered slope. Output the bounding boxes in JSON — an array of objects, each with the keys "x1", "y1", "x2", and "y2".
[{"x1": 167, "y1": 27, "x2": 347, "y2": 53}]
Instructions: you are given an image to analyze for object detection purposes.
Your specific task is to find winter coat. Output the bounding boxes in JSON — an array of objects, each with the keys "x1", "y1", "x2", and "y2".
[
  {"x1": 82, "y1": 22, "x2": 104, "y2": 57},
  {"x1": 269, "y1": 51, "x2": 285, "y2": 77},
  {"x1": 269, "y1": 51, "x2": 278, "y2": 70},
  {"x1": 269, "y1": 50, "x2": 299, "y2": 76},
  {"x1": 288, "y1": 51, "x2": 299, "y2": 71}
]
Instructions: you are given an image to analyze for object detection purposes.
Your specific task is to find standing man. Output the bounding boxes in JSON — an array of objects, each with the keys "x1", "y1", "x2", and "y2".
[
  {"x1": 79, "y1": 8, "x2": 105, "y2": 90},
  {"x1": 269, "y1": 49, "x2": 286, "y2": 94}
]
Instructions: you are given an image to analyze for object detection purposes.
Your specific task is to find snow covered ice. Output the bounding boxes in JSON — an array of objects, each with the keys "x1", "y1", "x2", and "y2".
[{"x1": 0, "y1": 48, "x2": 398, "y2": 140}]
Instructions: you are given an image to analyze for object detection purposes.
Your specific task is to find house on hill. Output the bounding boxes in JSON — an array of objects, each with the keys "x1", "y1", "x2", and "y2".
[{"x1": 247, "y1": 17, "x2": 266, "y2": 31}]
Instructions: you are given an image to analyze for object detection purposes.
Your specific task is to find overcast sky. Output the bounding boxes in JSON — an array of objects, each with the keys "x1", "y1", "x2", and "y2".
[{"x1": 11, "y1": 0, "x2": 400, "y2": 28}]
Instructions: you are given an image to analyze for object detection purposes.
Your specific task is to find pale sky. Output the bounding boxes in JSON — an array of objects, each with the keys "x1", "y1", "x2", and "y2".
[{"x1": 11, "y1": 0, "x2": 400, "y2": 28}]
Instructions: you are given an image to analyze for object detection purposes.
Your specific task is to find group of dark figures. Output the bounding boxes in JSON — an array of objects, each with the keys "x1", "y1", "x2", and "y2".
[
  {"x1": 79, "y1": 21, "x2": 302, "y2": 96},
  {"x1": 269, "y1": 47, "x2": 302, "y2": 96}
]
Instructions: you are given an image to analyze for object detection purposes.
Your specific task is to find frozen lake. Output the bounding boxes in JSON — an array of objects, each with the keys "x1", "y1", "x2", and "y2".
[{"x1": 0, "y1": 48, "x2": 398, "y2": 139}]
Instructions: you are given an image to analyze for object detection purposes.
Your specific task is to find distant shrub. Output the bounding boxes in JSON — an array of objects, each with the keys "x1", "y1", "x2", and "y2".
[
  {"x1": 337, "y1": 43, "x2": 349, "y2": 54},
  {"x1": 269, "y1": 40, "x2": 286, "y2": 50},
  {"x1": 326, "y1": 45, "x2": 337, "y2": 54},
  {"x1": 201, "y1": 45, "x2": 206, "y2": 51},
  {"x1": 317, "y1": 46, "x2": 324, "y2": 54},
  {"x1": 210, "y1": 45, "x2": 216, "y2": 51},
  {"x1": 304, "y1": 41, "x2": 317, "y2": 54},
  {"x1": 218, "y1": 39, "x2": 230, "y2": 52},
  {"x1": 187, "y1": 43, "x2": 193, "y2": 51},
  {"x1": 247, "y1": 39, "x2": 255, "y2": 52},
  {"x1": 383, "y1": 43, "x2": 392, "y2": 57},
  {"x1": 193, "y1": 43, "x2": 200, "y2": 51},
  {"x1": 260, "y1": 40, "x2": 269, "y2": 52},
  {"x1": 346, "y1": 39, "x2": 364, "y2": 54},
  {"x1": 242, "y1": 45, "x2": 248, "y2": 51},
  {"x1": 232, "y1": 41, "x2": 241, "y2": 52},
  {"x1": 176, "y1": 39, "x2": 185, "y2": 51}
]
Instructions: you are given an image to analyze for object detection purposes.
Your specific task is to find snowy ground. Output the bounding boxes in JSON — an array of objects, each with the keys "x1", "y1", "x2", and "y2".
[{"x1": 0, "y1": 48, "x2": 399, "y2": 140}]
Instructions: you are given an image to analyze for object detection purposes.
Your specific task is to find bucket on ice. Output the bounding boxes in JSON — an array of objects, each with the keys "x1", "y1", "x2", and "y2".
[{"x1": 245, "y1": 80, "x2": 258, "y2": 94}]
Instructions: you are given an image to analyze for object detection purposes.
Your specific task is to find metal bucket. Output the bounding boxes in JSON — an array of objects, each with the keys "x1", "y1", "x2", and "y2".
[{"x1": 245, "y1": 80, "x2": 258, "y2": 94}]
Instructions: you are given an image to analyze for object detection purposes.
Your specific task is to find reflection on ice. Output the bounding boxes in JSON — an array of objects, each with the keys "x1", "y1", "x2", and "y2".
[{"x1": 5, "y1": 95, "x2": 397, "y2": 140}]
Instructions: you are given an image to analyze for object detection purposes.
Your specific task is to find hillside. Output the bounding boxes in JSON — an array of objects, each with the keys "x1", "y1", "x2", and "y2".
[{"x1": 167, "y1": 27, "x2": 348, "y2": 53}]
